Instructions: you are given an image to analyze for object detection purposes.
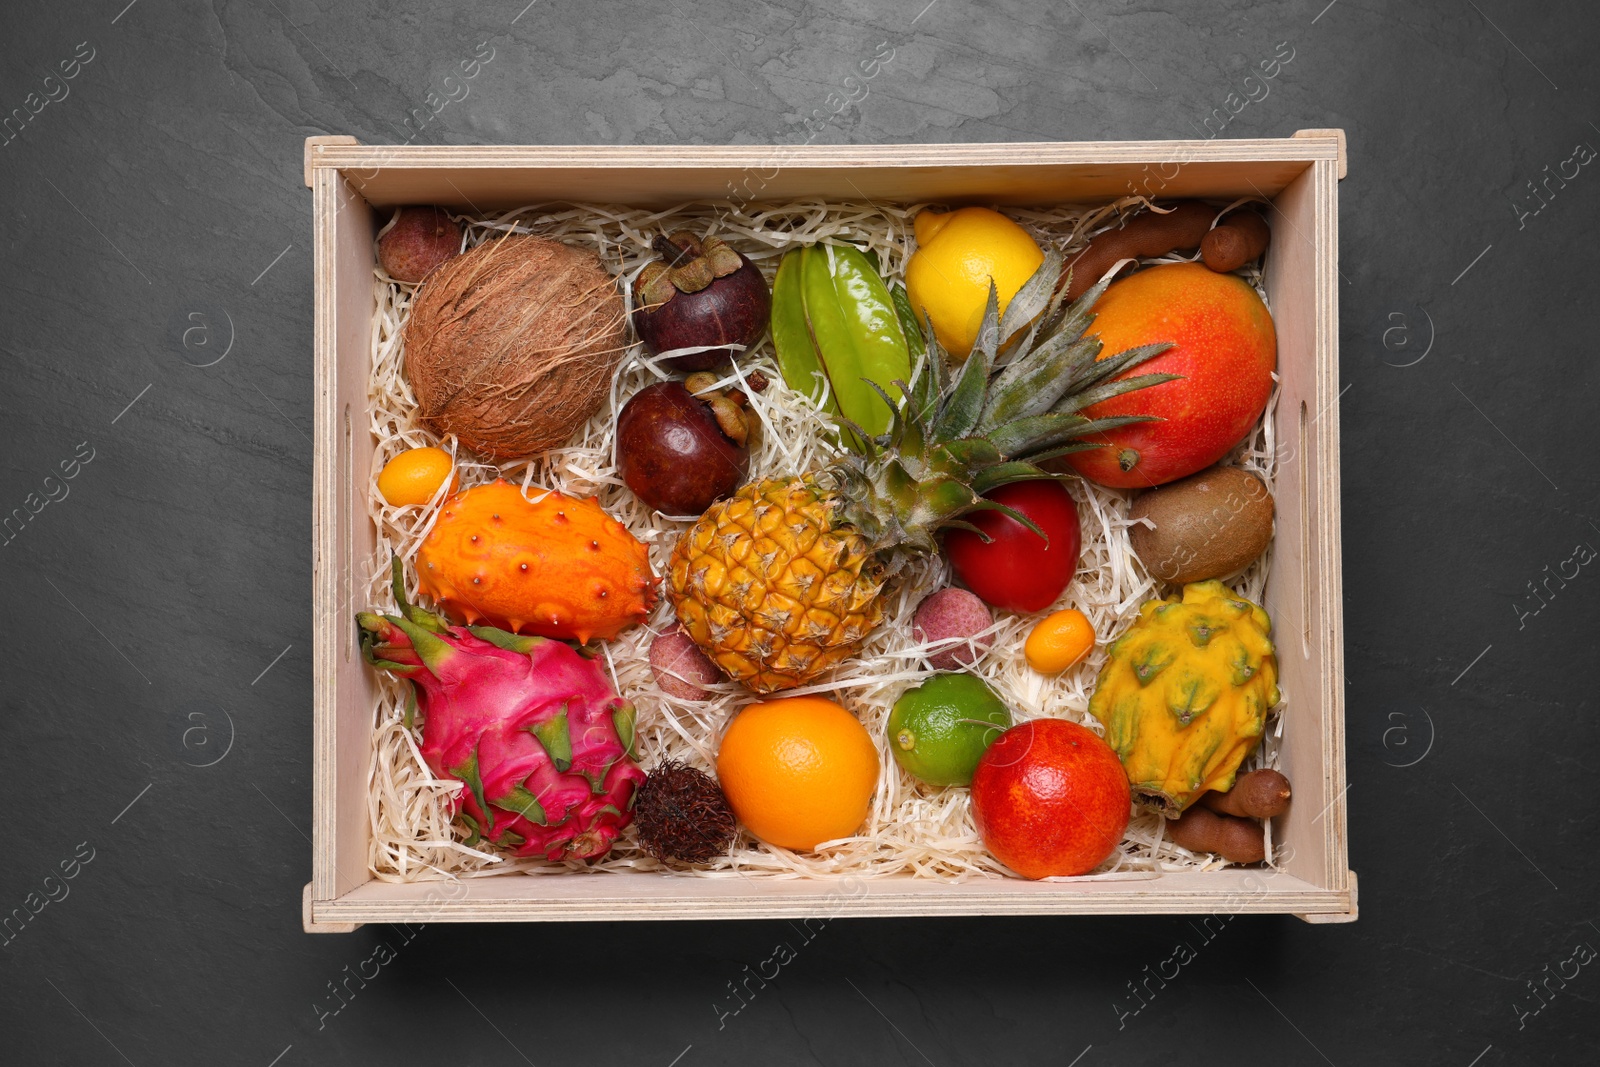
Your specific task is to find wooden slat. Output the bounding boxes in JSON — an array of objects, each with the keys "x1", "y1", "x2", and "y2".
[
  {"x1": 1312, "y1": 155, "x2": 1350, "y2": 893},
  {"x1": 308, "y1": 139, "x2": 1338, "y2": 210},
  {"x1": 311, "y1": 868, "x2": 1353, "y2": 924},
  {"x1": 1260, "y1": 156, "x2": 1349, "y2": 900},
  {"x1": 310, "y1": 169, "x2": 338, "y2": 899},
  {"x1": 312, "y1": 170, "x2": 379, "y2": 899},
  {"x1": 1261, "y1": 163, "x2": 1325, "y2": 893}
]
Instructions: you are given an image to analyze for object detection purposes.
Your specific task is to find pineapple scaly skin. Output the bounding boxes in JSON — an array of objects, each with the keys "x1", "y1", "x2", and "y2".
[
  {"x1": 669, "y1": 476, "x2": 884, "y2": 692},
  {"x1": 668, "y1": 252, "x2": 1179, "y2": 692}
]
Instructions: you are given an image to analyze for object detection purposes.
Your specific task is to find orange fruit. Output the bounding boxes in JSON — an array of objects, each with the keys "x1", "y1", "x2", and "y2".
[
  {"x1": 1024, "y1": 609, "x2": 1096, "y2": 674},
  {"x1": 715, "y1": 696, "x2": 879, "y2": 851},
  {"x1": 377, "y1": 446, "x2": 457, "y2": 506}
]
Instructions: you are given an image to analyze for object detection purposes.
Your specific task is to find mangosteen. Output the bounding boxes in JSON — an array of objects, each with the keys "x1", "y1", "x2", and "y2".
[
  {"x1": 616, "y1": 374, "x2": 758, "y2": 515},
  {"x1": 631, "y1": 231, "x2": 771, "y2": 370}
]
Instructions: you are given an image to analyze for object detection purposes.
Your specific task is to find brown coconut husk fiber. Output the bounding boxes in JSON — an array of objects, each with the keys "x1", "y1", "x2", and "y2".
[{"x1": 403, "y1": 233, "x2": 628, "y2": 459}]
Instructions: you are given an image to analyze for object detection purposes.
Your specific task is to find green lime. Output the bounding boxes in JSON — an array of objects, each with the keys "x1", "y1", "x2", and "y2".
[{"x1": 888, "y1": 673, "x2": 1013, "y2": 787}]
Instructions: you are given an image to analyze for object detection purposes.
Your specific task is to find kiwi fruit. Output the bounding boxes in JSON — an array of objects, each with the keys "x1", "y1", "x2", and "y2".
[{"x1": 1128, "y1": 466, "x2": 1274, "y2": 585}]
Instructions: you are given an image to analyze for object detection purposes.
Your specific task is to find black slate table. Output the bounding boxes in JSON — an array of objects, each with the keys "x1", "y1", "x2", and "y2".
[{"x1": 3, "y1": 1, "x2": 1596, "y2": 1064}]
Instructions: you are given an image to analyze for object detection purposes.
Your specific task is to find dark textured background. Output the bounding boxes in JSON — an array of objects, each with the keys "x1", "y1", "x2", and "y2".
[{"x1": 3, "y1": 1, "x2": 1597, "y2": 1064}]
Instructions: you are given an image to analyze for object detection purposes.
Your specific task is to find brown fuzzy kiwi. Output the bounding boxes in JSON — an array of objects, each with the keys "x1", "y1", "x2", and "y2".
[
  {"x1": 403, "y1": 234, "x2": 627, "y2": 459},
  {"x1": 1129, "y1": 465, "x2": 1275, "y2": 585}
]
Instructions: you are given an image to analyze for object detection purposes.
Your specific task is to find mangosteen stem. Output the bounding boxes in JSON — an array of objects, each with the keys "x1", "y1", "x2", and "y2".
[{"x1": 652, "y1": 235, "x2": 693, "y2": 268}]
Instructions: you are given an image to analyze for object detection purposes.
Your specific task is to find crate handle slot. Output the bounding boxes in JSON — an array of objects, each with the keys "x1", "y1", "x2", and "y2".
[
  {"x1": 342, "y1": 404, "x2": 353, "y2": 662},
  {"x1": 1298, "y1": 399, "x2": 1312, "y2": 659}
]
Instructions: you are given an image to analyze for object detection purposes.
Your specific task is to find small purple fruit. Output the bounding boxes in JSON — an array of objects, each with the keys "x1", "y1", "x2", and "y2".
[
  {"x1": 632, "y1": 231, "x2": 771, "y2": 370},
  {"x1": 913, "y1": 588, "x2": 994, "y2": 670},
  {"x1": 617, "y1": 375, "x2": 756, "y2": 515},
  {"x1": 378, "y1": 206, "x2": 463, "y2": 283},
  {"x1": 650, "y1": 629, "x2": 723, "y2": 700}
]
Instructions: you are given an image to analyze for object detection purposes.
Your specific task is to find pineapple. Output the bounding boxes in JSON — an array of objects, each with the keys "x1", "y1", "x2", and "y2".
[{"x1": 668, "y1": 253, "x2": 1177, "y2": 692}]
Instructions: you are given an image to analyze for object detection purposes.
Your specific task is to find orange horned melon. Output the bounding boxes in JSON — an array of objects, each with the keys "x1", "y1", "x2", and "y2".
[{"x1": 417, "y1": 480, "x2": 656, "y2": 643}]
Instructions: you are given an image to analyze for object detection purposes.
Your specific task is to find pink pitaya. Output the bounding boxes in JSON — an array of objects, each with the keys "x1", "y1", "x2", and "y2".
[{"x1": 358, "y1": 560, "x2": 645, "y2": 861}]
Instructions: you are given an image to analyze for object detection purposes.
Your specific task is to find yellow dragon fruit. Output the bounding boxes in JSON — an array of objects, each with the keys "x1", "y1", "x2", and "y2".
[{"x1": 1088, "y1": 580, "x2": 1279, "y2": 817}]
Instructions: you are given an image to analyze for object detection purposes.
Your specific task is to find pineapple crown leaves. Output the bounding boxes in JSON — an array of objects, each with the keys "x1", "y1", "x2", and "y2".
[{"x1": 833, "y1": 252, "x2": 1180, "y2": 562}]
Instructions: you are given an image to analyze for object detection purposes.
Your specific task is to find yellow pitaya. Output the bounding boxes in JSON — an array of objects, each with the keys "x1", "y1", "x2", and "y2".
[{"x1": 1088, "y1": 580, "x2": 1279, "y2": 818}]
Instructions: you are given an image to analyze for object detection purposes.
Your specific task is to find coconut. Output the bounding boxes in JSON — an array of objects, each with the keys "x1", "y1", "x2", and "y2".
[{"x1": 403, "y1": 234, "x2": 627, "y2": 459}]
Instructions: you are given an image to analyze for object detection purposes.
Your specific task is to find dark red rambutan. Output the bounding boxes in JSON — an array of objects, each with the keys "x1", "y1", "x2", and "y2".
[{"x1": 633, "y1": 760, "x2": 738, "y2": 865}]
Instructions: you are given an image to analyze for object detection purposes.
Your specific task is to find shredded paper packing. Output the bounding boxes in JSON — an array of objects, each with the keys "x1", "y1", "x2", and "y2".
[{"x1": 358, "y1": 196, "x2": 1286, "y2": 884}]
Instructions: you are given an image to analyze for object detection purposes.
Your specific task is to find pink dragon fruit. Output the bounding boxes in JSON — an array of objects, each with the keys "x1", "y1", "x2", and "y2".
[{"x1": 358, "y1": 560, "x2": 645, "y2": 861}]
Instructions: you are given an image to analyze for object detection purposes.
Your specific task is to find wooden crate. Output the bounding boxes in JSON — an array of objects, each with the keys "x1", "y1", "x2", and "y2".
[{"x1": 303, "y1": 134, "x2": 1352, "y2": 931}]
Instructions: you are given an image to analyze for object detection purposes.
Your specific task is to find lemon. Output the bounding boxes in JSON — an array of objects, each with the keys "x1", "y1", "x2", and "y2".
[
  {"x1": 887, "y1": 673, "x2": 1012, "y2": 787},
  {"x1": 376, "y1": 446, "x2": 457, "y2": 506},
  {"x1": 904, "y1": 207, "x2": 1045, "y2": 357}
]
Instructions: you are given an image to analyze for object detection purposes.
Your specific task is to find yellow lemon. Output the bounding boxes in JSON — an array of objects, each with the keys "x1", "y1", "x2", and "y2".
[
  {"x1": 904, "y1": 207, "x2": 1045, "y2": 358},
  {"x1": 376, "y1": 446, "x2": 457, "y2": 506}
]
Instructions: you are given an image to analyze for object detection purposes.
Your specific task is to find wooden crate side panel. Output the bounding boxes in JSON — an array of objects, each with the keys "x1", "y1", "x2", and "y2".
[
  {"x1": 307, "y1": 139, "x2": 1340, "y2": 169},
  {"x1": 1261, "y1": 160, "x2": 1346, "y2": 892},
  {"x1": 311, "y1": 139, "x2": 1336, "y2": 209},
  {"x1": 311, "y1": 170, "x2": 337, "y2": 899},
  {"x1": 1310, "y1": 157, "x2": 1349, "y2": 891},
  {"x1": 312, "y1": 172, "x2": 379, "y2": 899},
  {"x1": 1260, "y1": 162, "x2": 1321, "y2": 888},
  {"x1": 310, "y1": 868, "x2": 1351, "y2": 924}
]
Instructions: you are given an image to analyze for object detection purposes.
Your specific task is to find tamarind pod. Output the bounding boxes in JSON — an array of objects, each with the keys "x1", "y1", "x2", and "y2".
[
  {"x1": 1201, "y1": 210, "x2": 1272, "y2": 272},
  {"x1": 1201, "y1": 768, "x2": 1292, "y2": 819},
  {"x1": 1064, "y1": 200, "x2": 1216, "y2": 301},
  {"x1": 1169, "y1": 805, "x2": 1266, "y2": 864}
]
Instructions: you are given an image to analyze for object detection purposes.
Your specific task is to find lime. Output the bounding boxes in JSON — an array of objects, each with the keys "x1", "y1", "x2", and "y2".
[{"x1": 888, "y1": 673, "x2": 1013, "y2": 787}]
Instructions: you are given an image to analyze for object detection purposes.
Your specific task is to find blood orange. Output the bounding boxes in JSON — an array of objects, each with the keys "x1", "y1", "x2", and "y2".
[{"x1": 970, "y1": 718, "x2": 1130, "y2": 878}]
